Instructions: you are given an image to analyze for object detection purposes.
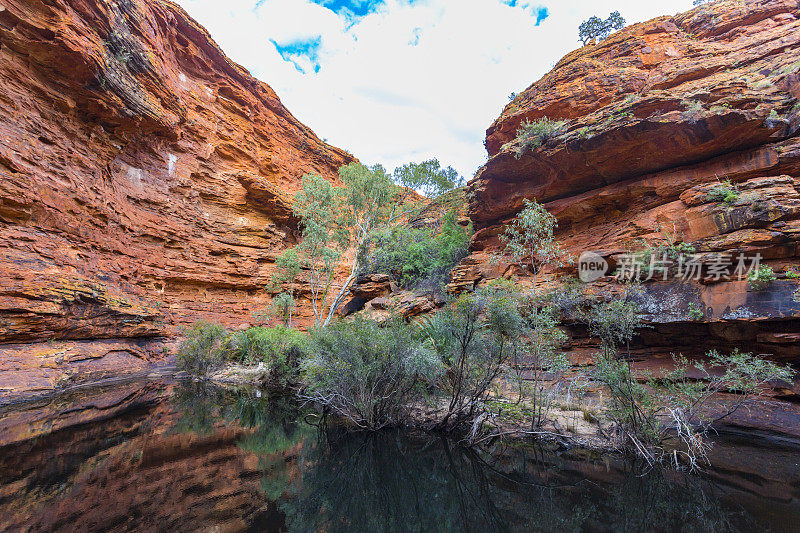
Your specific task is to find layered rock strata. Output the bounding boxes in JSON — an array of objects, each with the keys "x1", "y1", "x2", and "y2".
[
  {"x1": 459, "y1": 0, "x2": 800, "y2": 362},
  {"x1": 0, "y1": 0, "x2": 353, "y2": 396}
]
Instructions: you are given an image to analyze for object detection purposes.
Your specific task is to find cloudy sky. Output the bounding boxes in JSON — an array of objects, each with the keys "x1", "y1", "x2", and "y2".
[{"x1": 176, "y1": 0, "x2": 695, "y2": 178}]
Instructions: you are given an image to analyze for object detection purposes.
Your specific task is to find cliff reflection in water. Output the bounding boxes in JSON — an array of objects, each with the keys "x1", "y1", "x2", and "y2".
[{"x1": 0, "y1": 379, "x2": 797, "y2": 532}]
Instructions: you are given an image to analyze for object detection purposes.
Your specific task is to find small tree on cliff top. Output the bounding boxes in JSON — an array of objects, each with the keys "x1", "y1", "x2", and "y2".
[{"x1": 578, "y1": 11, "x2": 625, "y2": 46}]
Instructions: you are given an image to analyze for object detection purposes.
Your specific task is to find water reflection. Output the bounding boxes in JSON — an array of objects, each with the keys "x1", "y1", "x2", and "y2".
[
  {"x1": 0, "y1": 380, "x2": 794, "y2": 532},
  {"x1": 170, "y1": 382, "x2": 763, "y2": 532}
]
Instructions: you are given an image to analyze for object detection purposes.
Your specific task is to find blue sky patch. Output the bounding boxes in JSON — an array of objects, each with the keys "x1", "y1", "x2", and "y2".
[
  {"x1": 534, "y1": 6, "x2": 548, "y2": 25},
  {"x1": 502, "y1": 1, "x2": 549, "y2": 25},
  {"x1": 271, "y1": 36, "x2": 322, "y2": 73},
  {"x1": 311, "y1": 0, "x2": 384, "y2": 18}
]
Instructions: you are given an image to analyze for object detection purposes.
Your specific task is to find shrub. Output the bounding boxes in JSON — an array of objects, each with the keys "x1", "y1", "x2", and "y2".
[
  {"x1": 748, "y1": 265, "x2": 776, "y2": 290},
  {"x1": 583, "y1": 296, "x2": 645, "y2": 358},
  {"x1": 785, "y1": 268, "x2": 799, "y2": 279},
  {"x1": 518, "y1": 300, "x2": 570, "y2": 427},
  {"x1": 302, "y1": 318, "x2": 442, "y2": 430},
  {"x1": 764, "y1": 108, "x2": 786, "y2": 129},
  {"x1": 622, "y1": 223, "x2": 696, "y2": 281},
  {"x1": 681, "y1": 100, "x2": 703, "y2": 123},
  {"x1": 513, "y1": 117, "x2": 566, "y2": 158},
  {"x1": 595, "y1": 348, "x2": 794, "y2": 468},
  {"x1": 176, "y1": 321, "x2": 230, "y2": 375},
  {"x1": 367, "y1": 210, "x2": 471, "y2": 292},
  {"x1": 706, "y1": 180, "x2": 739, "y2": 205},
  {"x1": 269, "y1": 293, "x2": 295, "y2": 327},
  {"x1": 687, "y1": 302, "x2": 705, "y2": 321},
  {"x1": 594, "y1": 353, "x2": 660, "y2": 443},
  {"x1": 419, "y1": 285, "x2": 537, "y2": 432},
  {"x1": 268, "y1": 248, "x2": 301, "y2": 327},
  {"x1": 633, "y1": 241, "x2": 697, "y2": 280},
  {"x1": 230, "y1": 326, "x2": 308, "y2": 383},
  {"x1": 659, "y1": 350, "x2": 793, "y2": 466},
  {"x1": 536, "y1": 276, "x2": 588, "y2": 320}
]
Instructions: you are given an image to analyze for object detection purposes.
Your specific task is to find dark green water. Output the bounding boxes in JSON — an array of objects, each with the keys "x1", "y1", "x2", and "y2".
[{"x1": 0, "y1": 379, "x2": 798, "y2": 532}]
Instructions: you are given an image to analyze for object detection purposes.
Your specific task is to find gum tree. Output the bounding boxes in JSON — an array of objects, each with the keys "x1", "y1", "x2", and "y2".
[
  {"x1": 269, "y1": 248, "x2": 301, "y2": 327},
  {"x1": 292, "y1": 160, "x2": 464, "y2": 327},
  {"x1": 393, "y1": 159, "x2": 462, "y2": 200},
  {"x1": 578, "y1": 11, "x2": 625, "y2": 45},
  {"x1": 323, "y1": 162, "x2": 397, "y2": 326},
  {"x1": 501, "y1": 199, "x2": 570, "y2": 427},
  {"x1": 501, "y1": 198, "x2": 566, "y2": 293},
  {"x1": 292, "y1": 174, "x2": 348, "y2": 328},
  {"x1": 323, "y1": 160, "x2": 464, "y2": 325}
]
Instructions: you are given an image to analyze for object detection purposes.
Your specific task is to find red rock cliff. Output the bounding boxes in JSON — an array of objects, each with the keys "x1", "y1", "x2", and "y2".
[
  {"x1": 461, "y1": 0, "x2": 800, "y2": 364},
  {"x1": 0, "y1": 0, "x2": 354, "y2": 397}
]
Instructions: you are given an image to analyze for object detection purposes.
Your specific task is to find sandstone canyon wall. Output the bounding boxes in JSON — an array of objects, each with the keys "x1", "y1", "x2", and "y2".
[
  {"x1": 0, "y1": 0, "x2": 354, "y2": 399},
  {"x1": 459, "y1": 0, "x2": 800, "y2": 366}
]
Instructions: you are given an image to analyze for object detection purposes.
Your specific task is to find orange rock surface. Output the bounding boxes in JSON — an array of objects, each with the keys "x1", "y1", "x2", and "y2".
[
  {"x1": 0, "y1": 381, "x2": 290, "y2": 531},
  {"x1": 461, "y1": 0, "x2": 800, "y2": 362},
  {"x1": 0, "y1": 0, "x2": 354, "y2": 396}
]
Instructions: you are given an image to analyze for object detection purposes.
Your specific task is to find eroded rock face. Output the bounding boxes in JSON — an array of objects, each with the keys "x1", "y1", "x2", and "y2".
[
  {"x1": 461, "y1": 0, "x2": 800, "y2": 362},
  {"x1": 0, "y1": 381, "x2": 287, "y2": 532},
  {"x1": 0, "y1": 0, "x2": 354, "y2": 396}
]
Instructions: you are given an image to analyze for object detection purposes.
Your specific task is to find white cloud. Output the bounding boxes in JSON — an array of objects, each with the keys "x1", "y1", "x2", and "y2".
[{"x1": 176, "y1": 0, "x2": 694, "y2": 178}]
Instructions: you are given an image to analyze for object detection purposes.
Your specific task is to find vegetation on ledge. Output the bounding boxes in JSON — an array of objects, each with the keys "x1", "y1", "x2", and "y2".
[{"x1": 176, "y1": 195, "x2": 794, "y2": 470}]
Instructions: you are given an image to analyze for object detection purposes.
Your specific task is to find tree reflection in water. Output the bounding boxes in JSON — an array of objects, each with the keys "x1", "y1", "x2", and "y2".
[
  {"x1": 169, "y1": 380, "x2": 229, "y2": 435},
  {"x1": 171, "y1": 382, "x2": 755, "y2": 533}
]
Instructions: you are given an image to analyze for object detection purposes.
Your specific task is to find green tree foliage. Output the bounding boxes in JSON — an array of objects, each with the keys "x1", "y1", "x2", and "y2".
[
  {"x1": 578, "y1": 11, "x2": 626, "y2": 46},
  {"x1": 393, "y1": 158, "x2": 464, "y2": 199},
  {"x1": 595, "y1": 347, "x2": 795, "y2": 468},
  {"x1": 269, "y1": 248, "x2": 301, "y2": 327},
  {"x1": 501, "y1": 198, "x2": 568, "y2": 291},
  {"x1": 323, "y1": 163, "x2": 398, "y2": 325},
  {"x1": 582, "y1": 292, "x2": 795, "y2": 467},
  {"x1": 292, "y1": 174, "x2": 349, "y2": 327},
  {"x1": 176, "y1": 321, "x2": 230, "y2": 375},
  {"x1": 513, "y1": 117, "x2": 566, "y2": 158},
  {"x1": 706, "y1": 179, "x2": 739, "y2": 205},
  {"x1": 230, "y1": 326, "x2": 308, "y2": 385},
  {"x1": 519, "y1": 301, "x2": 570, "y2": 427},
  {"x1": 288, "y1": 160, "x2": 464, "y2": 327},
  {"x1": 269, "y1": 292, "x2": 295, "y2": 328},
  {"x1": 584, "y1": 296, "x2": 644, "y2": 358},
  {"x1": 747, "y1": 265, "x2": 776, "y2": 290},
  {"x1": 324, "y1": 160, "x2": 466, "y2": 323},
  {"x1": 367, "y1": 210, "x2": 471, "y2": 291},
  {"x1": 419, "y1": 285, "x2": 545, "y2": 432},
  {"x1": 501, "y1": 199, "x2": 570, "y2": 427},
  {"x1": 302, "y1": 318, "x2": 442, "y2": 430}
]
